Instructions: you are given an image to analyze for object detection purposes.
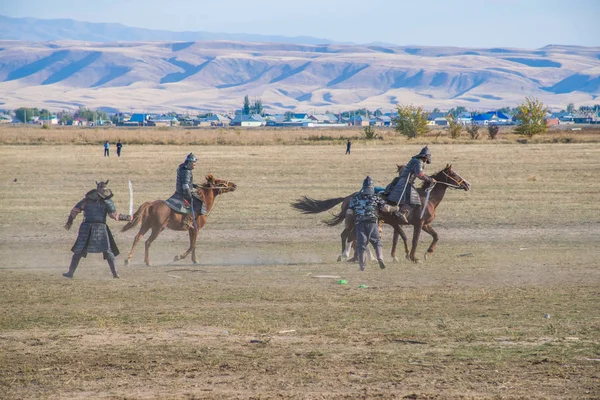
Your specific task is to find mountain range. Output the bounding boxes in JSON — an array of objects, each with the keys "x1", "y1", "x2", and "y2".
[{"x1": 1, "y1": 16, "x2": 599, "y2": 113}]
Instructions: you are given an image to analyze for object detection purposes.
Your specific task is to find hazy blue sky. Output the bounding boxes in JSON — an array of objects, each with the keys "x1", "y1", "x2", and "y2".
[{"x1": 2, "y1": 0, "x2": 599, "y2": 48}]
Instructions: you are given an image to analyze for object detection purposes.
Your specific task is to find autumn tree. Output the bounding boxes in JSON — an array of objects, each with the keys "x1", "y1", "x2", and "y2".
[
  {"x1": 514, "y1": 97, "x2": 548, "y2": 138},
  {"x1": 393, "y1": 104, "x2": 429, "y2": 139},
  {"x1": 447, "y1": 113, "x2": 462, "y2": 139}
]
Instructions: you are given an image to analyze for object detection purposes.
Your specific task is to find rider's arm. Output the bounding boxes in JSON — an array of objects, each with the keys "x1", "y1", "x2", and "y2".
[
  {"x1": 65, "y1": 199, "x2": 85, "y2": 230},
  {"x1": 105, "y1": 199, "x2": 132, "y2": 221}
]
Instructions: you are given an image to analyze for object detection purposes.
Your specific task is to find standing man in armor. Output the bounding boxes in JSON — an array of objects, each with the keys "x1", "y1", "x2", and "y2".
[
  {"x1": 348, "y1": 176, "x2": 399, "y2": 271},
  {"x1": 386, "y1": 146, "x2": 436, "y2": 224},
  {"x1": 166, "y1": 153, "x2": 204, "y2": 230},
  {"x1": 63, "y1": 180, "x2": 132, "y2": 279}
]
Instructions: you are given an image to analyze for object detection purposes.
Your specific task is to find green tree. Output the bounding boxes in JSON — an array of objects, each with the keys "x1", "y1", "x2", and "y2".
[
  {"x1": 14, "y1": 107, "x2": 40, "y2": 123},
  {"x1": 242, "y1": 95, "x2": 251, "y2": 115},
  {"x1": 514, "y1": 97, "x2": 548, "y2": 138},
  {"x1": 448, "y1": 106, "x2": 467, "y2": 117},
  {"x1": 393, "y1": 104, "x2": 430, "y2": 139},
  {"x1": 447, "y1": 114, "x2": 462, "y2": 139},
  {"x1": 252, "y1": 99, "x2": 263, "y2": 115},
  {"x1": 566, "y1": 103, "x2": 575, "y2": 114}
]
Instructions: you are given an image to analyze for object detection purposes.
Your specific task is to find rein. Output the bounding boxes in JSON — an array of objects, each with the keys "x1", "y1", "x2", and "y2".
[
  {"x1": 195, "y1": 182, "x2": 229, "y2": 217},
  {"x1": 433, "y1": 171, "x2": 464, "y2": 189}
]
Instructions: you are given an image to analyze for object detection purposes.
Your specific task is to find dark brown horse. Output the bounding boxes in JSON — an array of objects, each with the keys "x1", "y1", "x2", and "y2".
[
  {"x1": 326, "y1": 164, "x2": 471, "y2": 262},
  {"x1": 122, "y1": 175, "x2": 236, "y2": 266},
  {"x1": 292, "y1": 164, "x2": 470, "y2": 263}
]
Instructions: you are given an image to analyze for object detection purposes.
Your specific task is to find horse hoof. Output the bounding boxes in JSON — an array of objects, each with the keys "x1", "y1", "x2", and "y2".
[
  {"x1": 145, "y1": 263, "x2": 152, "y2": 267},
  {"x1": 337, "y1": 255, "x2": 343, "y2": 262},
  {"x1": 192, "y1": 261, "x2": 199, "y2": 265},
  {"x1": 424, "y1": 253, "x2": 429, "y2": 261},
  {"x1": 392, "y1": 257, "x2": 399, "y2": 263},
  {"x1": 173, "y1": 256, "x2": 180, "y2": 262},
  {"x1": 124, "y1": 259, "x2": 130, "y2": 266}
]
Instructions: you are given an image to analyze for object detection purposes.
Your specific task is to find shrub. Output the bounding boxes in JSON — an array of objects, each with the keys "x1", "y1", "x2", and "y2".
[
  {"x1": 393, "y1": 104, "x2": 429, "y2": 139},
  {"x1": 466, "y1": 124, "x2": 480, "y2": 139},
  {"x1": 488, "y1": 124, "x2": 499, "y2": 139},
  {"x1": 41, "y1": 124, "x2": 50, "y2": 130},
  {"x1": 447, "y1": 114, "x2": 462, "y2": 139},
  {"x1": 362, "y1": 125, "x2": 379, "y2": 139}
]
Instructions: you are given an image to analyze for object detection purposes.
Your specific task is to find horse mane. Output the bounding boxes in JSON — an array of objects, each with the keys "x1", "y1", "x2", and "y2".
[{"x1": 420, "y1": 164, "x2": 452, "y2": 191}]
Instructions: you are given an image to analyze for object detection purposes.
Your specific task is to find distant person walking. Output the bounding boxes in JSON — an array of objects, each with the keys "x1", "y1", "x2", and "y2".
[
  {"x1": 104, "y1": 141, "x2": 110, "y2": 157},
  {"x1": 346, "y1": 140, "x2": 352, "y2": 155},
  {"x1": 116, "y1": 140, "x2": 123, "y2": 157}
]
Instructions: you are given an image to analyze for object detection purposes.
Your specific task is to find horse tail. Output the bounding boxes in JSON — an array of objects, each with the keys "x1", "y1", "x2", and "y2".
[
  {"x1": 323, "y1": 193, "x2": 355, "y2": 226},
  {"x1": 122, "y1": 202, "x2": 152, "y2": 232},
  {"x1": 290, "y1": 196, "x2": 346, "y2": 214}
]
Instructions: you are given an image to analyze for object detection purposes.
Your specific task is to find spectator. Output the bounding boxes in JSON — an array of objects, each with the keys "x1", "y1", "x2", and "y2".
[
  {"x1": 104, "y1": 141, "x2": 110, "y2": 157},
  {"x1": 346, "y1": 140, "x2": 352, "y2": 155},
  {"x1": 116, "y1": 140, "x2": 123, "y2": 157}
]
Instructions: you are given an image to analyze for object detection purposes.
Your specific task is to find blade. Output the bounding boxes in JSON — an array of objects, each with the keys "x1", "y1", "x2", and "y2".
[
  {"x1": 420, "y1": 189, "x2": 431, "y2": 219},
  {"x1": 128, "y1": 180, "x2": 134, "y2": 216}
]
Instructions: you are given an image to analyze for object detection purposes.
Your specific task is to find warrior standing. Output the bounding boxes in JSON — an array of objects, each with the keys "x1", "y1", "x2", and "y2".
[
  {"x1": 348, "y1": 176, "x2": 399, "y2": 271},
  {"x1": 165, "y1": 153, "x2": 205, "y2": 229},
  {"x1": 63, "y1": 180, "x2": 132, "y2": 278},
  {"x1": 386, "y1": 146, "x2": 436, "y2": 223}
]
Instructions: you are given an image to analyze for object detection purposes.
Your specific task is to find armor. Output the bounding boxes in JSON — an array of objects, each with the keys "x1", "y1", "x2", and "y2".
[
  {"x1": 387, "y1": 156, "x2": 431, "y2": 206},
  {"x1": 349, "y1": 192, "x2": 387, "y2": 224},
  {"x1": 71, "y1": 197, "x2": 119, "y2": 258},
  {"x1": 165, "y1": 155, "x2": 206, "y2": 217}
]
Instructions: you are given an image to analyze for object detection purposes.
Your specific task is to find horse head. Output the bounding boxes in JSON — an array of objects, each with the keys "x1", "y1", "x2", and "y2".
[
  {"x1": 436, "y1": 164, "x2": 471, "y2": 191},
  {"x1": 198, "y1": 174, "x2": 237, "y2": 195}
]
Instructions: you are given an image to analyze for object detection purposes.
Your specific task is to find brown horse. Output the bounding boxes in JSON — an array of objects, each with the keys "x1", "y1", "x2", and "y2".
[
  {"x1": 291, "y1": 165, "x2": 409, "y2": 262},
  {"x1": 122, "y1": 175, "x2": 236, "y2": 266},
  {"x1": 325, "y1": 164, "x2": 471, "y2": 262}
]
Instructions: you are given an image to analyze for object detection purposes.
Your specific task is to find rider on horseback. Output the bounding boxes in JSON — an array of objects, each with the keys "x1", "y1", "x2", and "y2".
[
  {"x1": 166, "y1": 153, "x2": 204, "y2": 230},
  {"x1": 386, "y1": 146, "x2": 436, "y2": 224}
]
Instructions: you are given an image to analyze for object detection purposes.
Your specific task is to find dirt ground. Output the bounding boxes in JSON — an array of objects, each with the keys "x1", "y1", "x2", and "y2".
[{"x1": 0, "y1": 142, "x2": 599, "y2": 399}]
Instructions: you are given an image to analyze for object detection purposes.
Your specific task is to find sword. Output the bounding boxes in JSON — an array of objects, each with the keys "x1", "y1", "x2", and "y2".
[
  {"x1": 396, "y1": 173, "x2": 412, "y2": 206},
  {"x1": 420, "y1": 182, "x2": 436, "y2": 219},
  {"x1": 128, "y1": 180, "x2": 134, "y2": 216}
]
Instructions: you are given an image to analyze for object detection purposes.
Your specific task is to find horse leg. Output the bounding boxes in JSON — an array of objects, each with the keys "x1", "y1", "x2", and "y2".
[
  {"x1": 338, "y1": 228, "x2": 349, "y2": 261},
  {"x1": 398, "y1": 227, "x2": 410, "y2": 261},
  {"x1": 125, "y1": 222, "x2": 151, "y2": 266},
  {"x1": 409, "y1": 223, "x2": 424, "y2": 263},
  {"x1": 422, "y1": 224, "x2": 439, "y2": 261},
  {"x1": 174, "y1": 228, "x2": 197, "y2": 263},
  {"x1": 144, "y1": 226, "x2": 164, "y2": 266},
  {"x1": 190, "y1": 229, "x2": 199, "y2": 264}
]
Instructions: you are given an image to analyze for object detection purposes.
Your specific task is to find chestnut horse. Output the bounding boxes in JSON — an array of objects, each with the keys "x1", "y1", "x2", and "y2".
[{"x1": 122, "y1": 175, "x2": 236, "y2": 266}]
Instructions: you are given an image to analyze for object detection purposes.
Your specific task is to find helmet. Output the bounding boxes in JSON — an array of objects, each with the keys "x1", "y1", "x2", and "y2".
[
  {"x1": 415, "y1": 146, "x2": 431, "y2": 164},
  {"x1": 95, "y1": 180, "x2": 113, "y2": 199},
  {"x1": 185, "y1": 153, "x2": 197, "y2": 164},
  {"x1": 361, "y1": 176, "x2": 374, "y2": 195}
]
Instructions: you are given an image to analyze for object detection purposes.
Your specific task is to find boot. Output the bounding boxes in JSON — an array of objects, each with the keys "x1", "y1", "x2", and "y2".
[
  {"x1": 358, "y1": 250, "x2": 368, "y2": 271},
  {"x1": 375, "y1": 246, "x2": 386, "y2": 270},
  {"x1": 63, "y1": 254, "x2": 81, "y2": 278},
  {"x1": 107, "y1": 258, "x2": 120, "y2": 278}
]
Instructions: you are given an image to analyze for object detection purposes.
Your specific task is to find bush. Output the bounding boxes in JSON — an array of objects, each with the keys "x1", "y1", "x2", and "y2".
[
  {"x1": 41, "y1": 124, "x2": 50, "y2": 130},
  {"x1": 447, "y1": 115, "x2": 462, "y2": 139},
  {"x1": 488, "y1": 124, "x2": 499, "y2": 139},
  {"x1": 393, "y1": 104, "x2": 429, "y2": 139},
  {"x1": 362, "y1": 125, "x2": 379, "y2": 140},
  {"x1": 466, "y1": 124, "x2": 480, "y2": 139}
]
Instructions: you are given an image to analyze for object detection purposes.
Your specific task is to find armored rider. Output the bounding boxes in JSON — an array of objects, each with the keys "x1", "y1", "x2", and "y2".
[
  {"x1": 386, "y1": 146, "x2": 436, "y2": 224},
  {"x1": 348, "y1": 176, "x2": 399, "y2": 271},
  {"x1": 63, "y1": 180, "x2": 132, "y2": 279},
  {"x1": 166, "y1": 153, "x2": 204, "y2": 229}
]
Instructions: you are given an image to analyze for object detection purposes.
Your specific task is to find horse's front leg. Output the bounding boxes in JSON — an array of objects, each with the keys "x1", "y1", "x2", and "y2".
[
  {"x1": 409, "y1": 223, "x2": 424, "y2": 263},
  {"x1": 338, "y1": 228, "x2": 350, "y2": 262},
  {"x1": 422, "y1": 224, "x2": 439, "y2": 261},
  {"x1": 190, "y1": 228, "x2": 199, "y2": 264},
  {"x1": 173, "y1": 227, "x2": 197, "y2": 263}
]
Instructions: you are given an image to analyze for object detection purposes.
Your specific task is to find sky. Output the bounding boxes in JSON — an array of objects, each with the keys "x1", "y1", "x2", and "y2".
[{"x1": 1, "y1": 0, "x2": 599, "y2": 48}]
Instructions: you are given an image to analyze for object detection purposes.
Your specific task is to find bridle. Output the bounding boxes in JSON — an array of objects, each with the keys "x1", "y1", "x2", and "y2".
[
  {"x1": 194, "y1": 181, "x2": 233, "y2": 217},
  {"x1": 438, "y1": 170, "x2": 466, "y2": 189}
]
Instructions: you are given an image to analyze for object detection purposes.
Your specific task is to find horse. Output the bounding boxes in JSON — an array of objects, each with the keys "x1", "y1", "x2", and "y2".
[
  {"x1": 122, "y1": 175, "x2": 236, "y2": 266},
  {"x1": 325, "y1": 164, "x2": 471, "y2": 262},
  {"x1": 291, "y1": 164, "x2": 409, "y2": 262}
]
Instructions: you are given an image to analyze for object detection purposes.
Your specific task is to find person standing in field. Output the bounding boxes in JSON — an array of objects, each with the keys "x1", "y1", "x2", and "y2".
[
  {"x1": 116, "y1": 140, "x2": 123, "y2": 157},
  {"x1": 104, "y1": 140, "x2": 110, "y2": 157},
  {"x1": 386, "y1": 146, "x2": 436, "y2": 224},
  {"x1": 346, "y1": 140, "x2": 352, "y2": 155},
  {"x1": 63, "y1": 180, "x2": 132, "y2": 279},
  {"x1": 348, "y1": 176, "x2": 399, "y2": 271}
]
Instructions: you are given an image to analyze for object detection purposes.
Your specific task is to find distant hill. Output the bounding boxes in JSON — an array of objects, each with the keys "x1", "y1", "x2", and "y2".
[
  {"x1": 0, "y1": 15, "x2": 335, "y2": 45},
  {"x1": 0, "y1": 40, "x2": 599, "y2": 113}
]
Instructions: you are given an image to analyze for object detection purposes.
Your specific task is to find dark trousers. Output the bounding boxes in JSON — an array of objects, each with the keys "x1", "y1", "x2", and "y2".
[
  {"x1": 117, "y1": 149, "x2": 121, "y2": 157},
  {"x1": 104, "y1": 148, "x2": 109, "y2": 157}
]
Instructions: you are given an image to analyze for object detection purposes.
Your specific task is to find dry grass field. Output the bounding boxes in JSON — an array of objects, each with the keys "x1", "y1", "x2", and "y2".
[{"x1": 0, "y1": 131, "x2": 599, "y2": 399}]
